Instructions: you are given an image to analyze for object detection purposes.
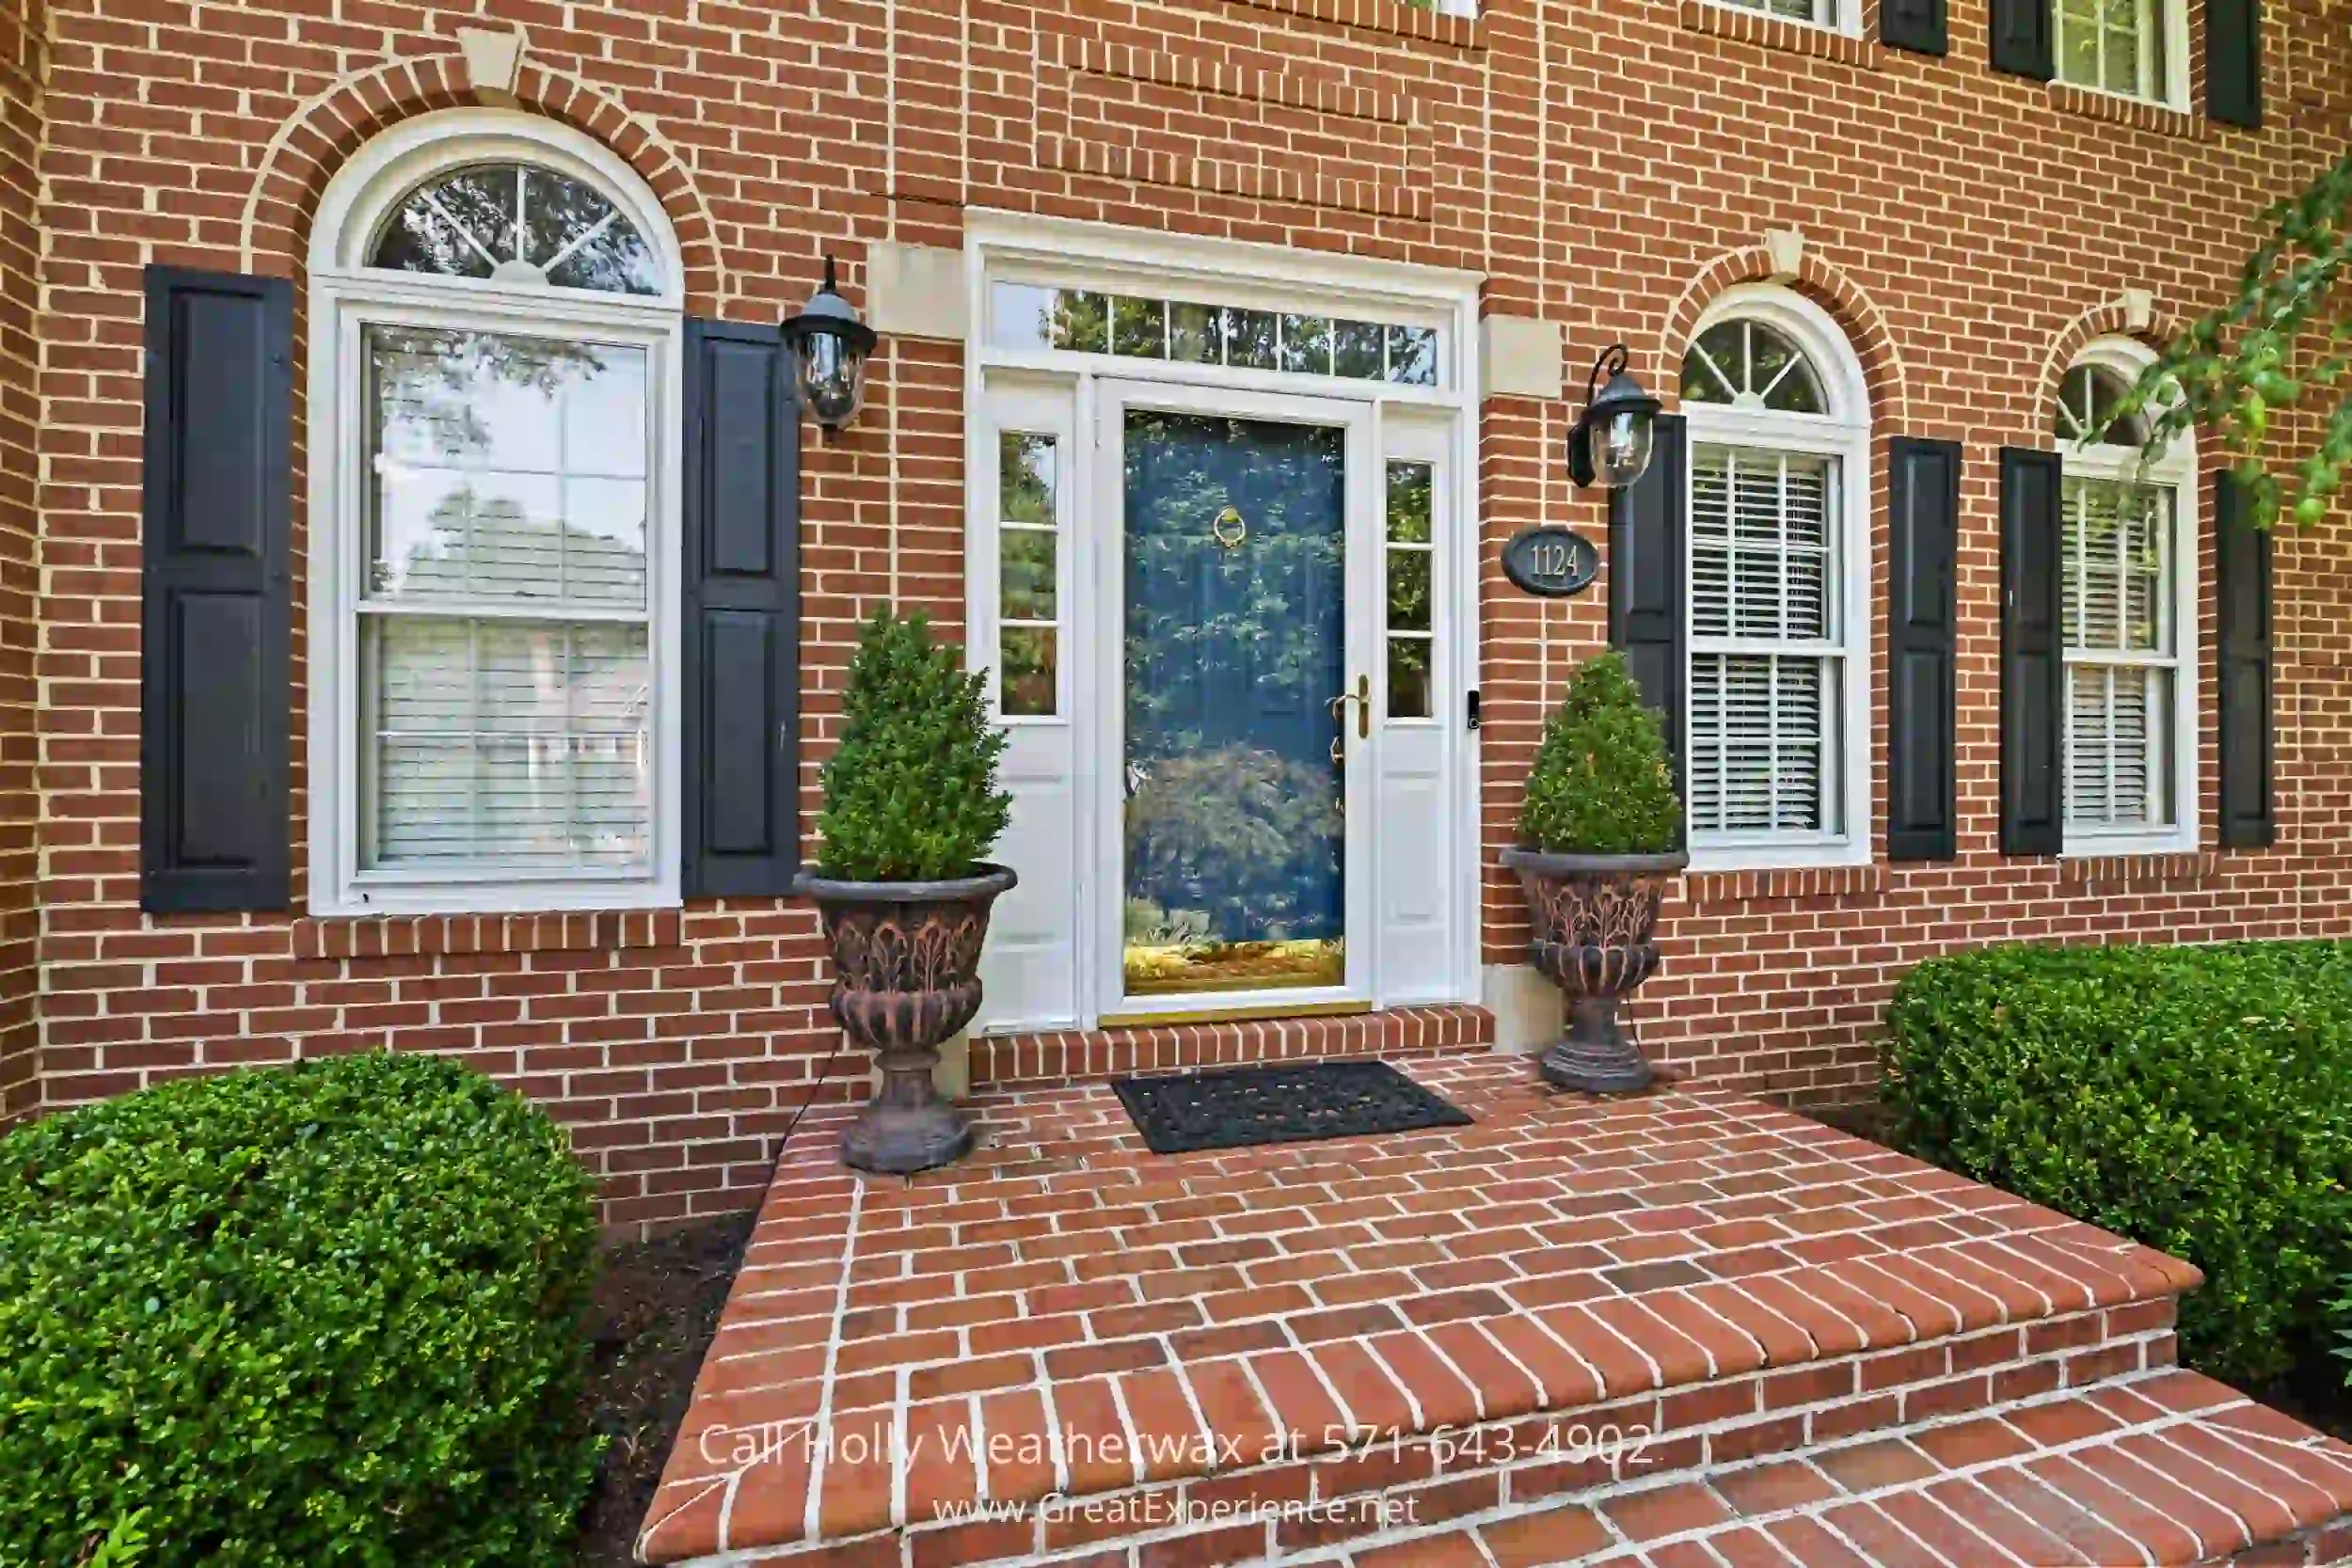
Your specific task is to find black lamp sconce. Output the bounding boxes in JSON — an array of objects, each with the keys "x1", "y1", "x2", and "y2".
[
  {"x1": 781, "y1": 255, "x2": 879, "y2": 436},
  {"x1": 1565, "y1": 343, "x2": 1662, "y2": 489}
]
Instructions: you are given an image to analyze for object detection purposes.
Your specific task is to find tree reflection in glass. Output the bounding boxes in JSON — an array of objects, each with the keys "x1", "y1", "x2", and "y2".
[{"x1": 1122, "y1": 412, "x2": 1347, "y2": 997}]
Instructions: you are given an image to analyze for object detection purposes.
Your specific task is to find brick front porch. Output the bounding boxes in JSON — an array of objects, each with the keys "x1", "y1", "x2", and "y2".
[{"x1": 635, "y1": 1054, "x2": 2352, "y2": 1567}]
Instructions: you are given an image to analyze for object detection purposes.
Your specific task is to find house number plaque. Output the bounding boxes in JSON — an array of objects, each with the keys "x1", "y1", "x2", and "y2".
[{"x1": 1502, "y1": 526, "x2": 1600, "y2": 597}]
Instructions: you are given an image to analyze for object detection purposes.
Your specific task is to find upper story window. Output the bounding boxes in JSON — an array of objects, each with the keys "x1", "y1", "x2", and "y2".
[
  {"x1": 2055, "y1": 0, "x2": 2179, "y2": 102},
  {"x1": 1677, "y1": 289, "x2": 1872, "y2": 870},
  {"x1": 308, "y1": 112, "x2": 686, "y2": 915},
  {"x1": 1710, "y1": 0, "x2": 1839, "y2": 25},
  {"x1": 2053, "y1": 349, "x2": 2196, "y2": 851}
]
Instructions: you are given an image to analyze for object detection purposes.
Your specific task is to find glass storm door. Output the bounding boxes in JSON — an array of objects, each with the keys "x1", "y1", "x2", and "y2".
[{"x1": 1106, "y1": 388, "x2": 1375, "y2": 1007}]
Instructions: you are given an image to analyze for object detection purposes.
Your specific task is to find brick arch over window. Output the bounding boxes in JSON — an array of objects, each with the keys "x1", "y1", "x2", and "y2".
[
  {"x1": 2036, "y1": 300, "x2": 2189, "y2": 427},
  {"x1": 238, "y1": 55, "x2": 729, "y2": 313},
  {"x1": 1658, "y1": 246, "x2": 1910, "y2": 430}
]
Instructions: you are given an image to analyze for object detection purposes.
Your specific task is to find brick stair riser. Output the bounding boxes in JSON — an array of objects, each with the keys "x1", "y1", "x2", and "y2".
[
  {"x1": 967, "y1": 1009, "x2": 1494, "y2": 1090},
  {"x1": 689, "y1": 1371, "x2": 2352, "y2": 1568},
  {"x1": 676, "y1": 1306, "x2": 2177, "y2": 1568}
]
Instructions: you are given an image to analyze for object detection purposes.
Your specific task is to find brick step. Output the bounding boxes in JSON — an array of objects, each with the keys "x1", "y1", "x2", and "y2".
[
  {"x1": 1331, "y1": 1369, "x2": 2352, "y2": 1568},
  {"x1": 646, "y1": 1369, "x2": 2352, "y2": 1567},
  {"x1": 638, "y1": 1060, "x2": 2212, "y2": 1567},
  {"x1": 965, "y1": 1005, "x2": 1495, "y2": 1089}
]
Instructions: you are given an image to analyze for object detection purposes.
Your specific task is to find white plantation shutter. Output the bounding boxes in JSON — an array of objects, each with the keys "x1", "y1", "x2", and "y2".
[
  {"x1": 1688, "y1": 445, "x2": 1842, "y2": 836},
  {"x1": 360, "y1": 325, "x2": 655, "y2": 876},
  {"x1": 2061, "y1": 476, "x2": 2174, "y2": 831}
]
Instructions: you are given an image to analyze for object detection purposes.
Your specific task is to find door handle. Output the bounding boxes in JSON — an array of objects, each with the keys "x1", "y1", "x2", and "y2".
[{"x1": 1327, "y1": 673, "x2": 1372, "y2": 764}]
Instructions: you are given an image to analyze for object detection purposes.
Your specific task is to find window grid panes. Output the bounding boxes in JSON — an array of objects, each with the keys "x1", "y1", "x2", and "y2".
[
  {"x1": 2054, "y1": 364, "x2": 2152, "y2": 448},
  {"x1": 989, "y1": 282, "x2": 1441, "y2": 388},
  {"x1": 1385, "y1": 461, "x2": 1435, "y2": 720},
  {"x1": 1686, "y1": 444, "x2": 1842, "y2": 836},
  {"x1": 998, "y1": 432, "x2": 1059, "y2": 717},
  {"x1": 2061, "y1": 475, "x2": 2176, "y2": 832},
  {"x1": 360, "y1": 324, "x2": 654, "y2": 874},
  {"x1": 369, "y1": 163, "x2": 660, "y2": 295},
  {"x1": 1680, "y1": 319, "x2": 1828, "y2": 415},
  {"x1": 2056, "y1": 0, "x2": 2168, "y2": 101}
]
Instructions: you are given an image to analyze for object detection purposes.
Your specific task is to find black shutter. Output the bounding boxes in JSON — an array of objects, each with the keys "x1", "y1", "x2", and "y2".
[
  {"x1": 2207, "y1": 0, "x2": 2263, "y2": 126},
  {"x1": 1998, "y1": 448, "x2": 2064, "y2": 855},
  {"x1": 682, "y1": 318, "x2": 802, "y2": 897},
  {"x1": 1888, "y1": 438, "x2": 1961, "y2": 861},
  {"x1": 2216, "y1": 473, "x2": 2275, "y2": 847},
  {"x1": 1610, "y1": 413, "x2": 1687, "y2": 831},
  {"x1": 1989, "y1": 0, "x2": 2054, "y2": 78},
  {"x1": 140, "y1": 266, "x2": 292, "y2": 914},
  {"x1": 1881, "y1": 0, "x2": 1948, "y2": 54}
]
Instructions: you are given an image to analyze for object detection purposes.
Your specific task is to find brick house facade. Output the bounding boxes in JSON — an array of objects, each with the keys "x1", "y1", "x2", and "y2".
[{"x1": 0, "y1": 0, "x2": 2345, "y2": 1230}]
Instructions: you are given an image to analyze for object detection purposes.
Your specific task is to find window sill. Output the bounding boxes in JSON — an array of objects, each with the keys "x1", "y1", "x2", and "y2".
[
  {"x1": 2058, "y1": 848, "x2": 2217, "y2": 888},
  {"x1": 1677, "y1": 0, "x2": 1883, "y2": 67},
  {"x1": 293, "y1": 909, "x2": 686, "y2": 959},
  {"x1": 2048, "y1": 81, "x2": 2198, "y2": 136},
  {"x1": 1681, "y1": 863, "x2": 1887, "y2": 904}
]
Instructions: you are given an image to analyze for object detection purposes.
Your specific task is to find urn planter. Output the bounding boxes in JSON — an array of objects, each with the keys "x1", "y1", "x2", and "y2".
[
  {"x1": 796, "y1": 863, "x2": 1017, "y2": 1175},
  {"x1": 1499, "y1": 847, "x2": 1687, "y2": 1094}
]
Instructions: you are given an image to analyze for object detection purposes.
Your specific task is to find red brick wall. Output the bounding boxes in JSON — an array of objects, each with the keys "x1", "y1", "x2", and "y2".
[
  {"x1": 0, "y1": 0, "x2": 40, "y2": 1128},
  {"x1": 20, "y1": 0, "x2": 2349, "y2": 1222}
]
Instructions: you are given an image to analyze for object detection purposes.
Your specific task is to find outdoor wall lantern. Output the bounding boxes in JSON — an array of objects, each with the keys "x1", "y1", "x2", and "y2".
[
  {"x1": 1566, "y1": 343, "x2": 1661, "y2": 489},
  {"x1": 781, "y1": 255, "x2": 878, "y2": 433}
]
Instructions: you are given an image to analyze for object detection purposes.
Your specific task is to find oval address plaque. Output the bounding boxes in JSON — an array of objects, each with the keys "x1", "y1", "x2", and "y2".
[{"x1": 1502, "y1": 526, "x2": 1600, "y2": 597}]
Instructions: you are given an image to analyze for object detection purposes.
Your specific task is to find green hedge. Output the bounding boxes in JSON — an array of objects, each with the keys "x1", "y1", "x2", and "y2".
[
  {"x1": 0, "y1": 1052, "x2": 600, "y2": 1567},
  {"x1": 1883, "y1": 940, "x2": 2352, "y2": 1388}
]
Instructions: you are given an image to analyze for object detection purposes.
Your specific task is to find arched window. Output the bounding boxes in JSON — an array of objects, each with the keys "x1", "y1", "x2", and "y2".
[
  {"x1": 1677, "y1": 286, "x2": 1872, "y2": 868},
  {"x1": 307, "y1": 112, "x2": 685, "y2": 916},
  {"x1": 2053, "y1": 341, "x2": 2196, "y2": 850},
  {"x1": 368, "y1": 161, "x2": 662, "y2": 294}
]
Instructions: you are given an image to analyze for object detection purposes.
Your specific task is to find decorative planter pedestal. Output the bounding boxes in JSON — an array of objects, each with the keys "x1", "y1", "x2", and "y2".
[
  {"x1": 1498, "y1": 847, "x2": 1687, "y2": 1094},
  {"x1": 795, "y1": 864, "x2": 1017, "y2": 1174}
]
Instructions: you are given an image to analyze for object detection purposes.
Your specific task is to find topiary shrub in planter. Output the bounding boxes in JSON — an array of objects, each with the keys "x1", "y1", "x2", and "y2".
[
  {"x1": 1500, "y1": 649, "x2": 1686, "y2": 1093},
  {"x1": 0, "y1": 1051, "x2": 599, "y2": 1568},
  {"x1": 801, "y1": 607, "x2": 1015, "y2": 1174},
  {"x1": 1885, "y1": 940, "x2": 2352, "y2": 1389}
]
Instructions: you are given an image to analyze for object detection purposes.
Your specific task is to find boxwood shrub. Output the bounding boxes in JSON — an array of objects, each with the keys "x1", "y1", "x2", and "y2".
[
  {"x1": 1883, "y1": 940, "x2": 2352, "y2": 1388},
  {"x1": 0, "y1": 1052, "x2": 600, "y2": 1567}
]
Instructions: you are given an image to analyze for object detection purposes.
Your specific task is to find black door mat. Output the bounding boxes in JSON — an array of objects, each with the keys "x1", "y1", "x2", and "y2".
[{"x1": 1111, "y1": 1059, "x2": 1474, "y2": 1156}]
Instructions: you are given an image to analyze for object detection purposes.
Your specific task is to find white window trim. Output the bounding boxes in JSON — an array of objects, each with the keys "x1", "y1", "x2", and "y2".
[
  {"x1": 306, "y1": 110, "x2": 687, "y2": 916},
  {"x1": 1681, "y1": 284, "x2": 1873, "y2": 872},
  {"x1": 1700, "y1": 0, "x2": 1859, "y2": 36},
  {"x1": 2058, "y1": 338, "x2": 2198, "y2": 859},
  {"x1": 2052, "y1": 0, "x2": 2191, "y2": 109}
]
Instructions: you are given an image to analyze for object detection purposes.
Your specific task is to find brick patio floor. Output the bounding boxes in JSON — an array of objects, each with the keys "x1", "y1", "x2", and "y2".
[{"x1": 636, "y1": 1053, "x2": 2352, "y2": 1567}]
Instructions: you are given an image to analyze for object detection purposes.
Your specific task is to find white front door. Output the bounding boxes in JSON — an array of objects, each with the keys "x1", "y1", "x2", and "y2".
[{"x1": 961, "y1": 219, "x2": 1481, "y2": 1036}]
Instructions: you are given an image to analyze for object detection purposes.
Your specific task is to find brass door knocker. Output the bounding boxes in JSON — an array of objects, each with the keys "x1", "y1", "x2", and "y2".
[{"x1": 1210, "y1": 506, "x2": 1248, "y2": 550}]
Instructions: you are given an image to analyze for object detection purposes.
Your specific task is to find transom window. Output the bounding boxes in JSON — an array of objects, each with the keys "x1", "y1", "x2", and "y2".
[
  {"x1": 1681, "y1": 319, "x2": 1827, "y2": 415},
  {"x1": 2056, "y1": 344, "x2": 2195, "y2": 849},
  {"x1": 989, "y1": 282, "x2": 1443, "y2": 388},
  {"x1": 370, "y1": 162, "x2": 661, "y2": 295},
  {"x1": 1677, "y1": 290, "x2": 1872, "y2": 870},
  {"x1": 310, "y1": 115, "x2": 684, "y2": 914},
  {"x1": 2053, "y1": 363, "x2": 2151, "y2": 448},
  {"x1": 2056, "y1": 0, "x2": 2173, "y2": 101}
]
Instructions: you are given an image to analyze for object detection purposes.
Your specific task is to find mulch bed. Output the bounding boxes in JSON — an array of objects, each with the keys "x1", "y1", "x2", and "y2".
[{"x1": 574, "y1": 1212, "x2": 754, "y2": 1568}]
